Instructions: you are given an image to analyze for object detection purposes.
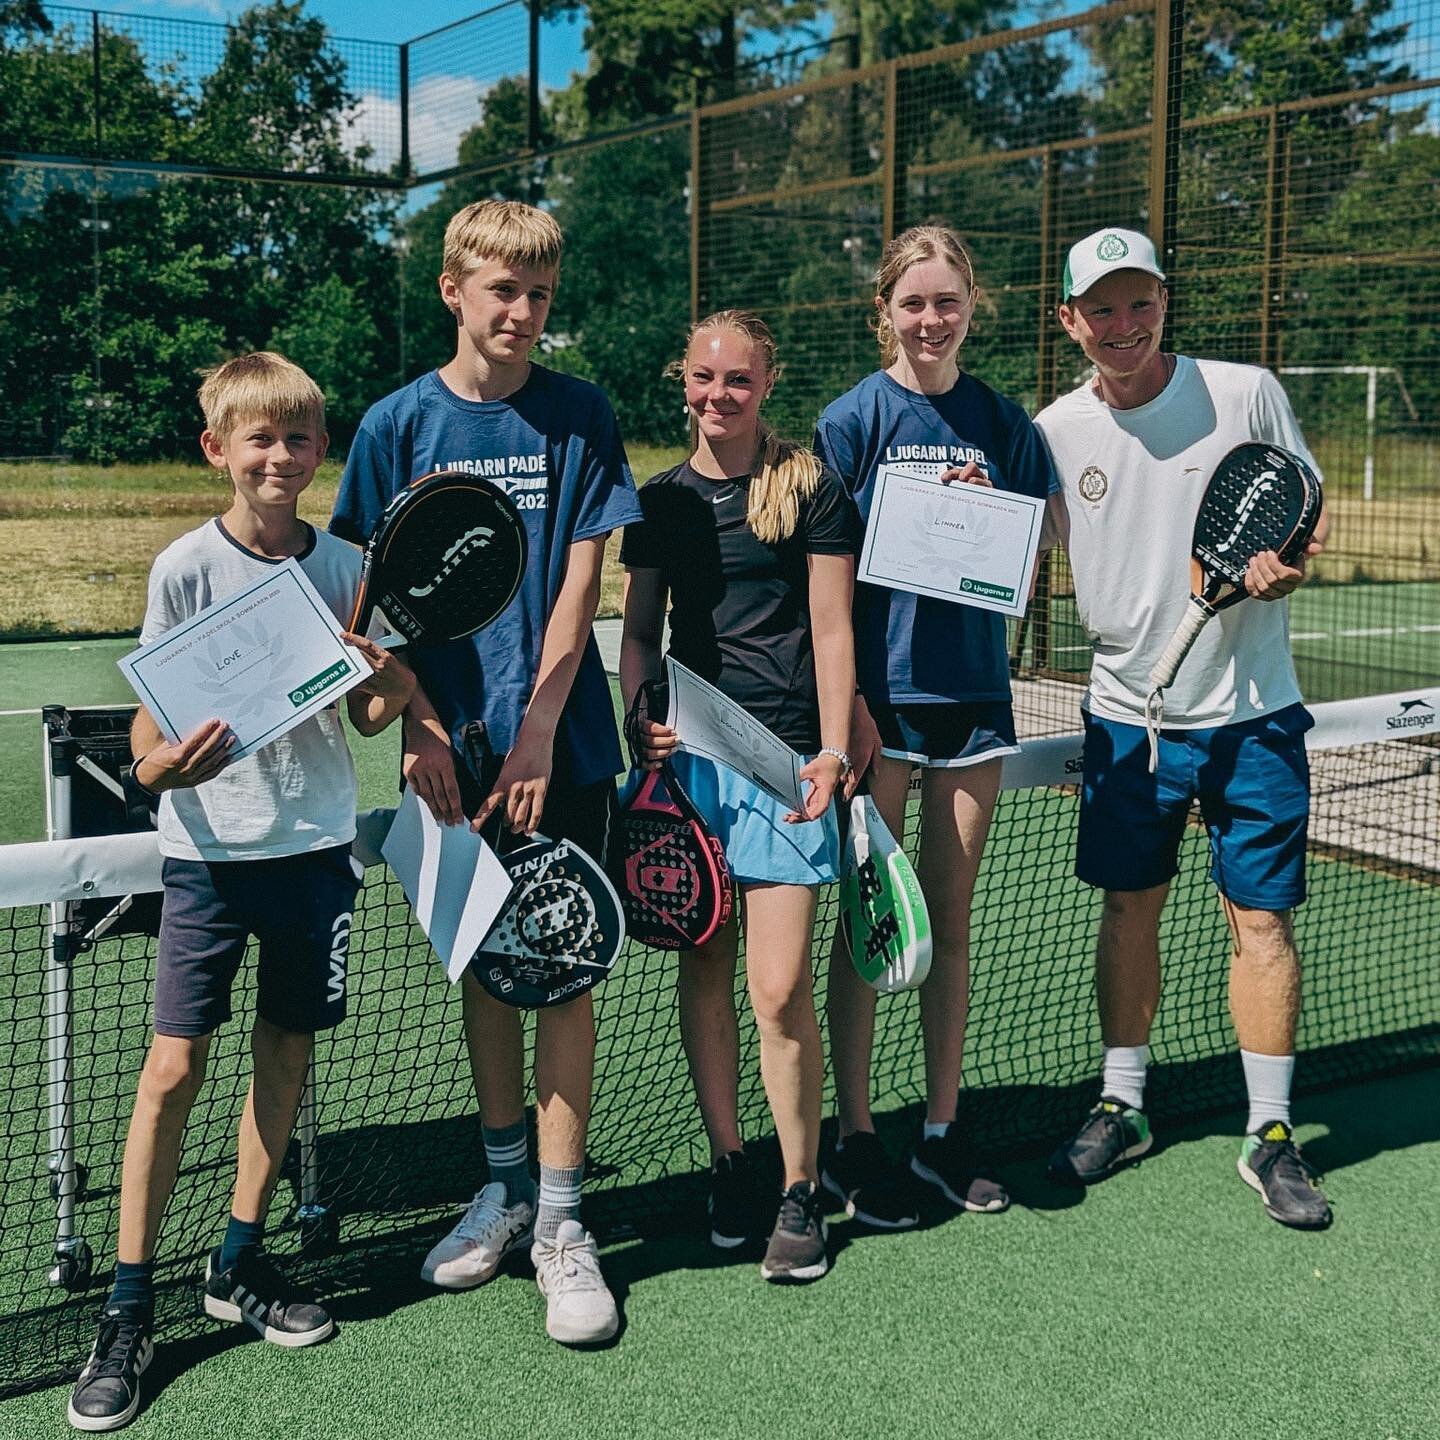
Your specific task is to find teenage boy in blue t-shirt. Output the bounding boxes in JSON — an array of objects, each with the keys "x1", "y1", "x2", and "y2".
[{"x1": 331, "y1": 200, "x2": 641, "y2": 1346}]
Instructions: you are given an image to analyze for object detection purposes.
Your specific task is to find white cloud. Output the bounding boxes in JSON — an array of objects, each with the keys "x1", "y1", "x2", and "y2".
[{"x1": 348, "y1": 71, "x2": 493, "y2": 176}]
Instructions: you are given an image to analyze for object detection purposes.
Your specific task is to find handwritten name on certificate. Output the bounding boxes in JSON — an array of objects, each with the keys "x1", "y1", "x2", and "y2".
[
  {"x1": 858, "y1": 464, "x2": 1045, "y2": 619},
  {"x1": 664, "y1": 656, "x2": 807, "y2": 812},
  {"x1": 118, "y1": 558, "x2": 371, "y2": 762}
]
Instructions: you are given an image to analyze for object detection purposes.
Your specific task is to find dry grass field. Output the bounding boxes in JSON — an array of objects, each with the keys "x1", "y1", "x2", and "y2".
[{"x1": 0, "y1": 447, "x2": 684, "y2": 636}]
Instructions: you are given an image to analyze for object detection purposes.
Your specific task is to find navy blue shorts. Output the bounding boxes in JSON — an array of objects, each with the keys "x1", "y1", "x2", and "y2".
[
  {"x1": 867, "y1": 698, "x2": 1019, "y2": 769},
  {"x1": 154, "y1": 845, "x2": 364, "y2": 1038},
  {"x1": 1076, "y1": 704, "x2": 1313, "y2": 910},
  {"x1": 455, "y1": 761, "x2": 616, "y2": 866}
]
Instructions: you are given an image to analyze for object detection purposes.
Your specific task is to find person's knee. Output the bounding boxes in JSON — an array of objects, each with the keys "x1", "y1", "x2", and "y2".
[
  {"x1": 1101, "y1": 885, "x2": 1167, "y2": 922},
  {"x1": 252, "y1": 1018, "x2": 313, "y2": 1082},
  {"x1": 749, "y1": 971, "x2": 814, "y2": 1036},
  {"x1": 140, "y1": 1040, "x2": 207, "y2": 1108},
  {"x1": 1229, "y1": 905, "x2": 1297, "y2": 966}
]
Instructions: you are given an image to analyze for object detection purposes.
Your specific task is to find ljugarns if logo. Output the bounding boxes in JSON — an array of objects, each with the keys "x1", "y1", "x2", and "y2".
[
  {"x1": 1097, "y1": 233, "x2": 1129, "y2": 262},
  {"x1": 1078, "y1": 465, "x2": 1108, "y2": 503}
]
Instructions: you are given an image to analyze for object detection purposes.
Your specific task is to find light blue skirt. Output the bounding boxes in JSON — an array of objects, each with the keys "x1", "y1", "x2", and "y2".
[{"x1": 622, "y1": 751, "x2": 841, "y2": 887}]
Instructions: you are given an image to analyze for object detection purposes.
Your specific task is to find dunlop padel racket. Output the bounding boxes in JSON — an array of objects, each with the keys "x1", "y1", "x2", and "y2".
[
  {"x1": 348, "y1": 470, "x2": 527, "y2": 646},
  {"x1": 460, "y1": 722, "x2": 625, "y2": 1009},
  {"x1": 613, "y1": 681, "x2": 733, "y2": 950}
]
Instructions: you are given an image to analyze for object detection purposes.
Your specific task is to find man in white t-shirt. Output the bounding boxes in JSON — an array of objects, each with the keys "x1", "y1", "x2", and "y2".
[{"x1": 1032, "y1": 227, "x2": 1332, "y2": 1229}]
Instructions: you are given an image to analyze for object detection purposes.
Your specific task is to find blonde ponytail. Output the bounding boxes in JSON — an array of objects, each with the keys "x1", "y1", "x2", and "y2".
[{"x1": 748, "y1": 421, "x2": 821, "y2": 545}]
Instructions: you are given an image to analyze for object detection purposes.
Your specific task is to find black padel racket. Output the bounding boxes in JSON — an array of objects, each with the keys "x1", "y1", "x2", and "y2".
[
  {"x1": 1145, "y1": 442, "x2": 1322, "y2": 754},
  {"x1": 460, "y1": 723, "x2": 625, "y2": 1009},
  {"x1": 348, "y1": 469, "x2": 527, "y2": 646},
  {"x1": 614, "y1": 682, "x2": 733, "y2": 950}
]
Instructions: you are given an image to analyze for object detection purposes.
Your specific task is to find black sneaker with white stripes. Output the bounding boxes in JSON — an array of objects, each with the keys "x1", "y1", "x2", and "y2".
[
  {"x1": 67, "y1": 1304, "x2": 154, "y2": 1432},
  {"x1": 203, "y1": 1247, "x2": 334, "y2": 1347}
]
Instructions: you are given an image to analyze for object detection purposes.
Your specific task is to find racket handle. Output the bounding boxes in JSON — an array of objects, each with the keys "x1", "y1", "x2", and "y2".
[{"x1": 1148, "y1": 596, "x2": 1215, "y2": 691}]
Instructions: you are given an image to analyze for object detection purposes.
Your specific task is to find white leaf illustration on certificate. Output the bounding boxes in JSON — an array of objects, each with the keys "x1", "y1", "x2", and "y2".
[{"x1": 857, "y1": 463, "x2": 1045, "y2": 618}]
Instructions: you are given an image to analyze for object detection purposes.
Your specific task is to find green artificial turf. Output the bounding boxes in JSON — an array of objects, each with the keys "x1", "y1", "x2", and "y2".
[{"x1": 2, "y1": 1069, "x2": 1438, "y2": 1440}]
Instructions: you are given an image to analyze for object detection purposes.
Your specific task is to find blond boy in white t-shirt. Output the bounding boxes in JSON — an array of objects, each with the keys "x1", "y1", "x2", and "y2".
[{"x1": 1032, "y1": 228, "x2": 1332, "y2": 1230}]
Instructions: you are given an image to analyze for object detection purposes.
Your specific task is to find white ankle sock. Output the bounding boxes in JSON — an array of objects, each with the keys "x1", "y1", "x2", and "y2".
[
  {"x1": 1241, "y1": 1050, "x2": 1294, "y2": 1133},
  {"x1": 1101, "y1": 1045, "x2": 1149, "y2": 1111}
]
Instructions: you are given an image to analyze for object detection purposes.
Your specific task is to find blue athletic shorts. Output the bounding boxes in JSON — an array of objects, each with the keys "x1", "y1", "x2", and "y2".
[
  {"x1": 1076, "y1": 703, "x2": 1313, "y2": 910},
  {"x1": 629, "y1": 751, "x2": 840, "y2": 887},
  {"x1": 866, "y1": 697, "x2": 1019, "y2": 769},
  {"x1": 154, "y1": 844, "x2": 364, "y2": 1037}
]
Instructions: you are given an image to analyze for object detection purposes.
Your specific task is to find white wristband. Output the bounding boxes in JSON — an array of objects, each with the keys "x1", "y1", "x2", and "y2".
[{"x1": 819, "y1": 746, "x2": 853, "y2": 775}]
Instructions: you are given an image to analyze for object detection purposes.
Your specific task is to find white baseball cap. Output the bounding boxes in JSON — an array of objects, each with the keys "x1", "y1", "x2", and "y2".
[{"x1": 1062, "y1": 227, "x2": 1166, "y2": 300}]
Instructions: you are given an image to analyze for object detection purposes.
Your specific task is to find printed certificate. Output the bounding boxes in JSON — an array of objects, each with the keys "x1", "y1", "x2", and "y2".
[
  {"x1": 664, "y1": 656, "x2": 807, "y2": 811},
  {"x1": 118, "y1": 557, "x2": 370, "y2": 761},
  {"x1": 380, "y1": 786, "x2": 513, "y2": 983},
  {"x1": 858, "y1": 464, "x2": 1045, "y2": 619}
]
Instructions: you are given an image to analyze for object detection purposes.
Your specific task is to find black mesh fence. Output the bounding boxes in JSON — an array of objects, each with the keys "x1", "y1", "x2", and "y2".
[{"x1": 1, "y1": 705, "x2": 1434, "y2": 1395}]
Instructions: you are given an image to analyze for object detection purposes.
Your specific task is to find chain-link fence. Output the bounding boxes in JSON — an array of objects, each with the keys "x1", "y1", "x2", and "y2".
[
  {"x1": 3, "y1": 0, "x2": 1437, "y2": 709},
  {"x1": 692, "y1": 0, "x2": 1439, "y2": 711}
]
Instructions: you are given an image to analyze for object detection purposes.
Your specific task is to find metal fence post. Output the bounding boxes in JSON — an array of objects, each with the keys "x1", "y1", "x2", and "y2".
[
  {"x1": 1149, "y1": 0, "x2": 1186, "y2": 346},
  {"x1": 528, "y1": 1, "x2": 541, "y2": 152},
  {"x1": 882, "y1": 61, "x2": 900, "y2": 245},
  {"x1": 90, "y1": 10, "x2": 102, "y2": 157},
  {"x1": 689, "y1": 109, "x2": 704, "y2": 323},
  {"x1": 399, "y1": 42, "x2": 411, "y2": 180}
]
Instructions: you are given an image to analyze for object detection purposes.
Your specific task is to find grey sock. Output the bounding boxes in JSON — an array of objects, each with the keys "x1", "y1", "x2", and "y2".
[
  {"x1": 535, "y1": 1161, "x2": 583, "y2": 1242},
  {"x1": 482, "y1": 1120, "x2": 537, "y2": 1209}
]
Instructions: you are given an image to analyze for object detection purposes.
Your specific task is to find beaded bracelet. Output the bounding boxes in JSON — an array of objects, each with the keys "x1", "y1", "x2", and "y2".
[{"x1": 818, "y1": 746, "x2": 853, "y2": 775}]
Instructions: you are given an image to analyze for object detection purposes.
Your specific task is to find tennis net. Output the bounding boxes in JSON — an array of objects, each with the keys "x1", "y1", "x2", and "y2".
[{"x1": 0, "y1": 689, "x2": 1435, "y2": 1393}]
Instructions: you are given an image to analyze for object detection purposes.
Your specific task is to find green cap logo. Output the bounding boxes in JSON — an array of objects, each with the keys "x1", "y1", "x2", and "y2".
[{"x1": 1096, "y1": 233, "x2": 1129, "y2": 262}]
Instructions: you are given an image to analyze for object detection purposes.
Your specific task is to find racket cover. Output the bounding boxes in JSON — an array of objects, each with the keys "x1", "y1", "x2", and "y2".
[{"x1": 840, "y1": 794, "x2": 932, "y2": 993}]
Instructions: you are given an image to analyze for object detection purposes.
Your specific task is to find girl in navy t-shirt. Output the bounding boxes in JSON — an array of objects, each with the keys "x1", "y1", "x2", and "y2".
[
  {"x1": 621, "y1": 309, "x2": 861, "y2": 1284},
  {"x1": 815, "y1": 225, "x2": 1057, "y2": 1228}
]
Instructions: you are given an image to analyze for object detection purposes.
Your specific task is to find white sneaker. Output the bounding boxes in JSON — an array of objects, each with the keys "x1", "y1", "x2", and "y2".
[
  {"x1": 530, "y1": 1219, "x2": 619, "y2": 1345},
  {"x1": 421, "y1": 1182, "x2": 534, "y2": 1290}
]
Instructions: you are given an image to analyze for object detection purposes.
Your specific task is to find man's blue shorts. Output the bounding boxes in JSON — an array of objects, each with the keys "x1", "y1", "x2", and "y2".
[{"x1": 1076, "y1": 703, "x2": 1313, "y2": 910}]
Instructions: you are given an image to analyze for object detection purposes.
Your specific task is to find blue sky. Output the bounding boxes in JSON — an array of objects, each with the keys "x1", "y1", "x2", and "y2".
[{"x1": 79, "y1": 1, "x2": 591, "y2": 86}]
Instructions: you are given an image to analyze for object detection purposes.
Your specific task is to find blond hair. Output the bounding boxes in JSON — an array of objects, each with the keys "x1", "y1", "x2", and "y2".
[
  {"x1": 671, "y1": 309, "x2": 821, "y2": 545},
  {"x1": 198, "y1": 351, "x2": 325, "y2": 443},
  {"x1": 442, "y1": 199, "x2": 563, "y2": 282},
  {"x1": 872, "y1": 224, "x2": 976, "y2": 366}
]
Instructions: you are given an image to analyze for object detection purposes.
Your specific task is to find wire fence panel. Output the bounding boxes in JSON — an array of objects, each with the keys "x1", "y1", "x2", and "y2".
[{"x1": 692, "y1": 0, "x2": 1439, "y2": 726}]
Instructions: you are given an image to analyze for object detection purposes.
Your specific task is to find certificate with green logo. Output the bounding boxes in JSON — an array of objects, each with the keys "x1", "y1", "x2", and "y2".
[
  {"x1": 857, "y1": 463, "x2": 1046, "y2": 619},
  {"x1": 118, "y1": 557, "x2": 370, "y2": 761}
]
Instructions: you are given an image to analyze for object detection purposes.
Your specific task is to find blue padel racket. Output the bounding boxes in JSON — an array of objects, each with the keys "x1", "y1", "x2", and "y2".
[
  {"x1": 839, "y1": 793, "x2": 932, "y2": 993},
  {"x1": 348, "y1": 469, "x2": 528, "y2": 646},
  {"x1": 1148, "y1": 442, "x2": 1322, "y2": 702},
  {"x1": 460, "y1": 723, "x2": 625, "y2": 1009},
  {"x1": 614, "y1": 682, "x2": 733, "y2": 950}
]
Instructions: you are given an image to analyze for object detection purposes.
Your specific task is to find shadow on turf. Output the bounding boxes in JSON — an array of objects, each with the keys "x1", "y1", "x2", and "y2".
[{"x1": 9, "y1": 1037, "x2": 1440, "y2": 1400}]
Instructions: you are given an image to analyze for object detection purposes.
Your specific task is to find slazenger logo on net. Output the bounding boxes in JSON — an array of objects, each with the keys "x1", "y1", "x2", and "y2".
[{"x1": 1386, "y1": 698, "x2": 1436, "y2": 732}]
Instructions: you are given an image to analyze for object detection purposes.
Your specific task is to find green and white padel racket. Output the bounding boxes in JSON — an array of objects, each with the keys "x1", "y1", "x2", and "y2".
[{"x1": 839, "y1": 794, "x2": 932, "y2": 993}]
